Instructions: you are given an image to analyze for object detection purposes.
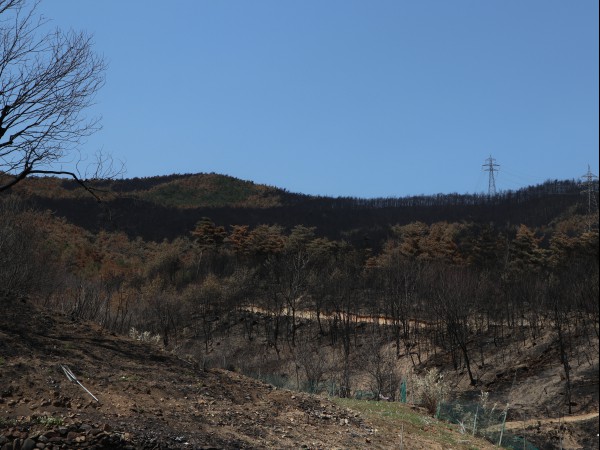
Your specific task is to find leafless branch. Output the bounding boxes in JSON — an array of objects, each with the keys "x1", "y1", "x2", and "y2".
[{"x1": 0, "y1": 0, "x2": 117, "y2": 195}]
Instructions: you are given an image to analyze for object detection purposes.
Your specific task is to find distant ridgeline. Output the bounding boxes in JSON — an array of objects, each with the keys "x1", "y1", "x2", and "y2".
[
  {"x1": 7, "y1": 173, "x2": 597, "y2": 245},
  {"x1": 283, "y1": 178, "x2": 584, "y2": 208}
]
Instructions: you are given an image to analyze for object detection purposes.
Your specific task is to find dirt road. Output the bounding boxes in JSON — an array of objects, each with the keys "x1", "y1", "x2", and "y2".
[{"x1": 501, "y1": 412, "x2": 599, "y2": 431}]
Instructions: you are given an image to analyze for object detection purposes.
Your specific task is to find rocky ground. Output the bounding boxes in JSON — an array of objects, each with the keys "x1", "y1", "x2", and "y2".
[
  {"x1": 0, "y1": 299, "x2": 500, "y2": 450},
  {"x1": 194, "y1": 307, "x2": 600, "y2": 449}
]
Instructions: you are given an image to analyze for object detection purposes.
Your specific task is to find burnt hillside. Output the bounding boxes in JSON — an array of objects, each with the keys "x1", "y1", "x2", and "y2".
[{"x1": 19, "y1": 175, "x2": 589, "y2": 245}]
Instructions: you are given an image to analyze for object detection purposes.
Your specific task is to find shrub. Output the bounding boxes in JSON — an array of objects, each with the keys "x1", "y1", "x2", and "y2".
[
  {"x1": 412, "y1": 369, "x2": 448, "y2": 415},
  {"x1": 128, "y1": 327, "x2": 161, "y2": 345}
]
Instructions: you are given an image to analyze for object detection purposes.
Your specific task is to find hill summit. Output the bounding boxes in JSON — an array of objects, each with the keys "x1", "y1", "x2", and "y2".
[{"x1": 6, "y1": 172, "x2": 591, "y2": 243}]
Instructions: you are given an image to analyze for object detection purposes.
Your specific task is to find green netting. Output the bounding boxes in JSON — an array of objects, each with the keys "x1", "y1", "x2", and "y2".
[
  {"x1": 400, "y1": 380, "x2": 407, "y2": 403},
  {"x1": 437, "y1": 401, "x2": 539, "y2": 450},
  {"x1": 354, "y1": 390, "x2": 376, "y2": 400},
  {"x1": 485, "y1": 431, "x2": 540, "y2": 450}
]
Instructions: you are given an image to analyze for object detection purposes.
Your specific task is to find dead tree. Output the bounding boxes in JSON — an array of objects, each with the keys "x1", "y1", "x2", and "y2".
[{"x1": 0, "y1": 0, "x2": 116, "y2": 194}]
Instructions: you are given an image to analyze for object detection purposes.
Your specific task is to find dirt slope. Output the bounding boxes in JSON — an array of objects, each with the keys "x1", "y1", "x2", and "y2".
[{"x1": 0, "y1": 300, "x2": 497, "y2": 449}]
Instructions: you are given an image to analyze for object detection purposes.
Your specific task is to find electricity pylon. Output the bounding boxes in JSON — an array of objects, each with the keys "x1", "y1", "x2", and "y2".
[
  {"x1": 482, "y1": 155, "x2": 500, "y2": 197},
  {"x1": 581, "y1": 165, "x2": 599, "y2": 231}
]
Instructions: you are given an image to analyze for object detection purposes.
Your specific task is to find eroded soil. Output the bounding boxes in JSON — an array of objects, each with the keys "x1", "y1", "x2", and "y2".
[{"x1": 0, "y1": 300, "x2": 498, "y2": 449}]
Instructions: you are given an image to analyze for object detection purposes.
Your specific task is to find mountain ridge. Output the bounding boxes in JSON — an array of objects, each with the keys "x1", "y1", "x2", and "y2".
[{"x1": 8, "y1": 172, "x2": 591, "y2": 245}]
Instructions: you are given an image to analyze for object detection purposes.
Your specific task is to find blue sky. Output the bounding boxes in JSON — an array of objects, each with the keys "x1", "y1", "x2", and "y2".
[{"x1": 39, "y1": 1, "x2": 598, "y2": 198}]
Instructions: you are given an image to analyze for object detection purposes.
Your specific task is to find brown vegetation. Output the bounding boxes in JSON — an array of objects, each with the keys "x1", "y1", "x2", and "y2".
[{"x1": 0, "y1": 174, "x2": 598, "y2": 449}]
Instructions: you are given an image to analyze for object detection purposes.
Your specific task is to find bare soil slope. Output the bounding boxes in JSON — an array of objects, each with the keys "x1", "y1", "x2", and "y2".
[{"x1": 0, "y1": 300, "x2": 496, "y2": 449}]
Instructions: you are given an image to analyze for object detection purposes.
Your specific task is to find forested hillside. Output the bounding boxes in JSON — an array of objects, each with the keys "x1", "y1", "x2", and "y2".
[
  {"x1": 2, "y1": 173, "x2": 598, "y2": 449},
  {"x1": 6, "y1": 173, "x2": 590, "y2": 245}
]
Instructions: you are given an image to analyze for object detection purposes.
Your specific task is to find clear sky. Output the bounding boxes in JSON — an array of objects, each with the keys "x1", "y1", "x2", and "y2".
[{"x1": 38, "y1": 1, "x2": 598, "y2": 198}]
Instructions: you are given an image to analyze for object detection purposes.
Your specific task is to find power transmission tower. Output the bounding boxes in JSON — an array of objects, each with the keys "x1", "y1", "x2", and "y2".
[
  {"x1": 482, "y1": 155, "x2": 500, "y2": 197},
  {"x1": 581, "y1": 165, "x2": 599, "y2": 231}
]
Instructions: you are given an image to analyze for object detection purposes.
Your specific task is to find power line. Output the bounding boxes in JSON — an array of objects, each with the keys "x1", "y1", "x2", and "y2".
[
  {"x1": 581, "y1": 164, "x2": 599, "y2": 231},
  {"x1": 482, "y1": 155, "x2": 500, "y2": 197}
]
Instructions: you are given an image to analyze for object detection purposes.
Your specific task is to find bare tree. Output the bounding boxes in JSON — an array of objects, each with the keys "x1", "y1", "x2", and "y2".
[
  {"x1": 0, "y1": 0, "x2": 112, "y2": 193},
  {"x1": 294, "y1": 335, "x2": 327, "y2": 393},
  {"x1": 428, "y1": 265, "x2": 480, "y2": 385},
  {"x1": 362, "y1": 337, "x2": 401, "y2": 401}
]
